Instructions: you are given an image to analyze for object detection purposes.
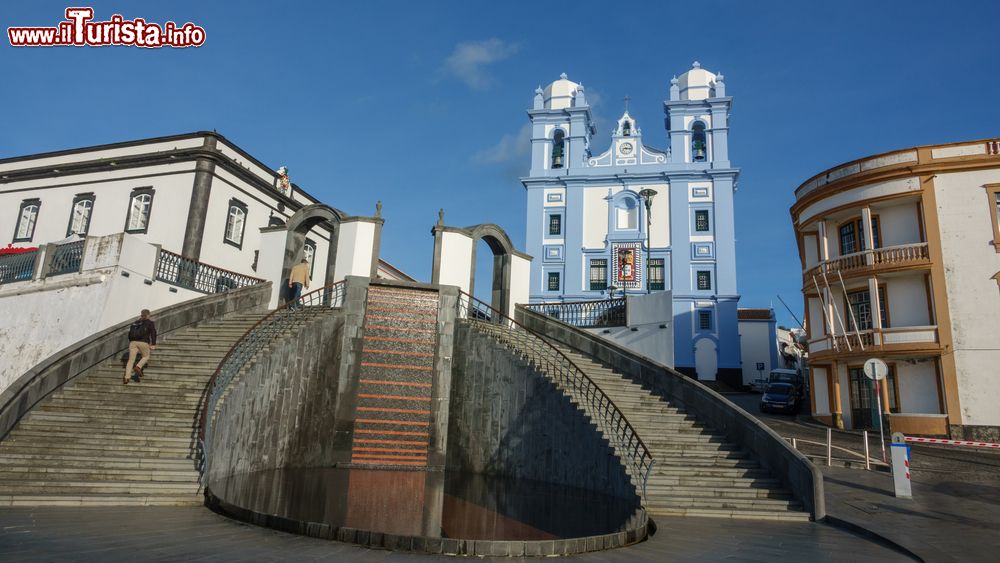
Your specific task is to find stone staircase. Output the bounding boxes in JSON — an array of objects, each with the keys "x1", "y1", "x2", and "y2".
[
  {"x1": 0, "y1": 310, "x2": 320, "y2": 507},
  {"x1": 467, "y1": 321, "x2": 810, "y2": 522}
]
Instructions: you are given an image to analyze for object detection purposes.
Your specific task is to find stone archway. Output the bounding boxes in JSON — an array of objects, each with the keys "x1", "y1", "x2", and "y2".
[
  {"x1": 283, "y1": 204, "x2": 345, "y2": 294},
  {"x1": 467, "y1": 224, "x2": 518, "y2": 316},
  {"x1": 431, "y1": 220, "x2": 531, "y2": 317}
]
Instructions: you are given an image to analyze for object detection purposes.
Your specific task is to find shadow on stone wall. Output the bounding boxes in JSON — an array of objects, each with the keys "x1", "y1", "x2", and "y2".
[
  {"x1": 447, "y1": 323, "x2": 638, "y2": 502},
  {"x1": 207, "y1": 311, "x2": 345, "y2": 483}
]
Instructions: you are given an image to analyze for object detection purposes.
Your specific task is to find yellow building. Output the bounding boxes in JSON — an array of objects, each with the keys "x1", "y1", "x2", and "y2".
[{"x1": 791, "y1": 139, "x2": 1000, "y2": 440}]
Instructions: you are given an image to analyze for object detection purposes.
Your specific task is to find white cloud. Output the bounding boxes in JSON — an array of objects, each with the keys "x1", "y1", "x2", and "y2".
[
  {"x1": 474, "y1": 123, "x2": 532, "y2": 164},
  {"x1": 444, "y1": 38, "x2": 520, "y2": 90}
]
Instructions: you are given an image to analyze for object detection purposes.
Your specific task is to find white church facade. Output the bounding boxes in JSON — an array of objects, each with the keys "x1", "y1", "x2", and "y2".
[{"x1": 523, "y1": 63, "x2": 743, "y2": 386}]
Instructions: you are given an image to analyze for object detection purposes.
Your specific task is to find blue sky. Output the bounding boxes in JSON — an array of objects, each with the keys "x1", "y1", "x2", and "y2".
[{"x1": 2, "y1": 1, "x2": 998, "y2": 326}]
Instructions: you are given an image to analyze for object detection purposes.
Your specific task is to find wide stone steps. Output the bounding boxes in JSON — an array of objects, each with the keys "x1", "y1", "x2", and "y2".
[
  {"x1": 23, "y1": 408, "x2": 197, "y2": 423},
  {"x1": 0, "y1": 310, "x2": 278, "y2": 507},
  {"x1": 649, "y1": 476, "x2": 782, "y2": 489},
  {"x1": 469, "y1": 321, "x2": 809, "y2": 522},
  {"x1": 0, "y1": 480, "x2": 201, "y2": 494},
  {"x1": 647, "y1": 496, "x2": 802, "y2": 512},
  {"x1": 0, "y1": 493, "x2": 203, "y2": 507},
  {"x1": 13, "y1": 418, "x2": 196, "y2": 434},
  {"x1": 33, "y1": 402, "x2": 202, "y2": 418},
  {"x1": 0, "y1": 453, "x2": 196, "y2": 470},
  {"x1": 4, "y1": 430, "x2": 193, "y2": 448},
  {"x1": 0, "y1": 467, "x2": 198, "y2": 482},
  {"x1": 647, "y1": 506, "x2": 810, "y2": 522},
  {"x1": 645, "y1": 484, "x2": 794, "y2": 500},
  {"x1": 0, "y1": 443, "x2": 194, "y2": 458}
]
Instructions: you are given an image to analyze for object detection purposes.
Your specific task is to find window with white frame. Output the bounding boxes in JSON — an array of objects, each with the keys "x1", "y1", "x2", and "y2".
[
  {"x1": 125, "y1": 189, "x2": 154, "y2": 233},
  {"x1": 14, "y1": 199, "x2": 40, "y2": 242},
  {"x1": 67, "y1": 195, "x2": 94, "y2": 236},
  {"x1": 224, "y1": 199, "x2": 248, "y2": 248}
]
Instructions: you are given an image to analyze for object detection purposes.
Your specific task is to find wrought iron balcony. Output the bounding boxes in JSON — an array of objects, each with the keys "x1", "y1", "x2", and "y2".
[
  {"x1": 155, "y1": 249, "x2": 264, "y2": 294},
  {"x1": 47, "y1": 240, "x2": 85, "y2": 277},
  {"x1": 0, "y1": 248, "x2": 38, "y2": 285}
]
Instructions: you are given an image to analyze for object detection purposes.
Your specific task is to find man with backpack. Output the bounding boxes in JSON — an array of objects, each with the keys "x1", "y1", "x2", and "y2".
[{"x1": 124, "y1": 309, "x2": 157, "y2": 385}]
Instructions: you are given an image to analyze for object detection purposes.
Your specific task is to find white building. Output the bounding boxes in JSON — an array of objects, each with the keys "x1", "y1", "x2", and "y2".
[
  {"x1": 0, "y1": 132, "x2": 411, "y2": 392},
  {"x1": 791, "y1": 138, "x2": 1000, "y2": 440}
]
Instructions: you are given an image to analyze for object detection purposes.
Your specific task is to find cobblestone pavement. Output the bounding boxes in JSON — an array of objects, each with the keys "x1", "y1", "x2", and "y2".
[{"x1": 0, "y1": 506, "x2": 911, "y2": 562}]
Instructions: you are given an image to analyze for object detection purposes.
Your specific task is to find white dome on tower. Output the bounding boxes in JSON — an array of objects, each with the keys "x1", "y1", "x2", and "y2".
[
  {"x1": 677, "y1": 61, "x2": 717, "y2": 101},
  {"x1": 542, "y1": 72, "x2": 580, "y2": 109}
]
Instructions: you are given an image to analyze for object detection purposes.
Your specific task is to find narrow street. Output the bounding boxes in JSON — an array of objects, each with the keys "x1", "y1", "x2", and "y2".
[{"x1": 725, "y1": 392, "x2": 1000, "y2": 483}]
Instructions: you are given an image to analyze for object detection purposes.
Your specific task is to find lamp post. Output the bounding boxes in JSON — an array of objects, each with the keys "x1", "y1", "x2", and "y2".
[{"x1": 638, "y1": 188, "x2": 658, "y2": 294}]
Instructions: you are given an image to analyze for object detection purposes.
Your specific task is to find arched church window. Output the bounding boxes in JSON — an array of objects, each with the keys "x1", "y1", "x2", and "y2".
[
  {"x1": 14, "y1": 199, "x2": 40, "y2": 242},
  {"x1": 67, "y1": 195, "x2": 94, "y2": 236},
  {"x1": 622, "y1": 120, "x2": 631, "y2": 136},
  {"x1": 616, "y1": 197, "x2": 638, "y2": 230},
  {"x1": 224, "y1": 199, "x2": 248, "y2": 248},
  {"x1": 692, "y1": 122, "x2": 707, "y2": 162},
  {"x1": 125, "y1": 188, "x2": 154, "y2": 234},
  {"x1": 551, "y1": 130, "x2": 565, "y2": 169}
]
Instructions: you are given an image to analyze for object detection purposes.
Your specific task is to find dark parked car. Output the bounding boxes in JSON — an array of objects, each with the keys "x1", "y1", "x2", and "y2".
[{"x1": 760, "y1": 382, "x2": 801, "y2": 414}]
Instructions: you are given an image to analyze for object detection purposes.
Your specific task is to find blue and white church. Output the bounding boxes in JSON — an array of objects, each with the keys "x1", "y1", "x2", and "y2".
[{"x1": 522, "y1": 62, "x2": 742, "y2": 385}]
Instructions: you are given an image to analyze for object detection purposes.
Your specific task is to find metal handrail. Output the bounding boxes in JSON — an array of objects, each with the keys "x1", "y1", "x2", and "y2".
[
  {"x1": 155, "y1": 249, "x2": 265, "y2": 294},
  {"x1": 47, "y1": 240, "x2": 85, "y2": 277},
  {"x1": 457, "y1": 292, "x2": 654, "y2": 500},
  {"x1": 0, "y1": 249, "x2": 38, "y2": 284},
  {"x1": 523, "y1": 297, "x2": 627, "y2": 328},
  {"x1": 197, "y1": 282, "x2": 346, "y2": 479}
]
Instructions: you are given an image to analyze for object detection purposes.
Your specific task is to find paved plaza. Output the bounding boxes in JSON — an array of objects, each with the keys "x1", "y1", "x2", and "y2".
[{"x1": 0, "y1": 505, "x2": 910, "y2": 562}]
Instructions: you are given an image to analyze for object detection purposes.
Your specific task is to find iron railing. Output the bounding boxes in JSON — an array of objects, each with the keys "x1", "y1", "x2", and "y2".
[
  {"x1": 198, "y1": 282, "x2": 346, "y2": 480},
  {"x1": 46, "y1": 240, "x2": 85, "y2": 277},
  {"x1": 155, "y1": 249, "x2": 264, "y2": 294},
  {"x1": 523, "y1": 298, "x2": 627, "y2": 328},
  {"x1": 457, "y1": 292, "x2": 654, "y2": 500},
  {"x1": 0, "y1": 249, "x2": 38, "y2": 284}
]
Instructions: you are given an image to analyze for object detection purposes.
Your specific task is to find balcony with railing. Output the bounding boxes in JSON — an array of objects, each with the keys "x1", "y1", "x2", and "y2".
[
  {"x1": 0, "y1": 248, "x2": 39, "y2": 285},
  {"x1": 522, "y1": 298, "x2": 627, "y2": 329},
  {"x1": 803, "y1": 242, "x2": 930, "y2": 287},
  {"x1": 155, "y1": 249, "x2": 264, "y2": 294},
  {"x1": 808, "y1": 325, "x2": 940, "y2": 359},
  {"x1": 46, "y1": 240, "x2": 85, "y2": 277}
]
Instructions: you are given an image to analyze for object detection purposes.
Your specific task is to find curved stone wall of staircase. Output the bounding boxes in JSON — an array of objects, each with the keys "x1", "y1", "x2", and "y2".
[
  {"x1": 0, "y1": 282, "x2": 272, "y2": 442},
  {"x1": 205, "y1": 311, "x2": 346, "y2": 485},
  {"x1": 516, "y1": 306, "x2": 825, "y2": 520},
  {"x1": 447, "y1": 323, "x2": 639, "y2": 502}
]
